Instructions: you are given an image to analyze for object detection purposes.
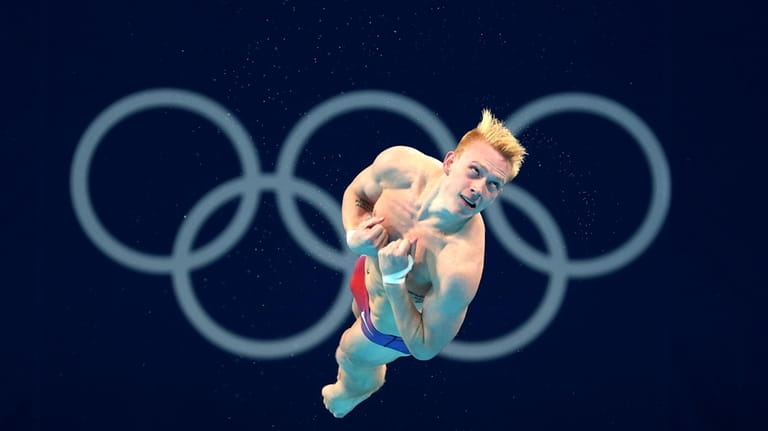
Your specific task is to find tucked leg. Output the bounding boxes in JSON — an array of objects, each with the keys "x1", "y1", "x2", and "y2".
[{"x1": 322, "y1": 319, "x2": 406, "y2": 418}]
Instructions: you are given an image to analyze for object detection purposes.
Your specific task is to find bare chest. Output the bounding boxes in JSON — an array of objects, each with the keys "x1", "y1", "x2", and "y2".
[{"x1": 370, "y1": 190, "x2": 446, "y2": 297}]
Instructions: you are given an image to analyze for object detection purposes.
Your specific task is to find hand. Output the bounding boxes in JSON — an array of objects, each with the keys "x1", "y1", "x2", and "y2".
[
  {"x1": 377, "y1": 238, "x2": 416, "y2": 286},
  {"x1": 347, "y1": 216, "x2": 389, "y2": 256}
]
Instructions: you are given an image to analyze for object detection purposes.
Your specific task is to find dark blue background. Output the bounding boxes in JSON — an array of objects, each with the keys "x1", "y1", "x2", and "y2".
[{"x1": 4, "y1": 1, "x2": 767, "y2": 429}]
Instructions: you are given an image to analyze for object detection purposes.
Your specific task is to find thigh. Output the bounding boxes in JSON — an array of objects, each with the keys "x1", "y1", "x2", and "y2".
[{"x1": 339, "y1": 318, "x2": 409, "y2": 367}]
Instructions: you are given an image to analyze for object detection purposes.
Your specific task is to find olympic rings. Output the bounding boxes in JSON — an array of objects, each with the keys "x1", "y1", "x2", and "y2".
[
  {"x1": 442, "y1": 94, "x2": 671, "y2": 360},
  {"x1": 488, "y1": 93, "x2": 672, "y2": 278},
  {"x1": 70, "y1": 89, "x2": 262, "y2": 274},
  {"x1": 70, "y1": 88, "x2": 670, "y2": 361}
]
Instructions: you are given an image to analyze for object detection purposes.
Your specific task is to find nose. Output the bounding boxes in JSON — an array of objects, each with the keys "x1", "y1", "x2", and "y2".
[{"x1": 470, "y1": 180, "x2": 484, "y2": 196}]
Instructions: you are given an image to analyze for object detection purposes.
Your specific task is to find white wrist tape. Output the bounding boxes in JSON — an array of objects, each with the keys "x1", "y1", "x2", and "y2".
[
  {"x1": 382, "y1": 255, "x2": 414, "y2": 284},
  {"x1": 346, "y1": 230, "x2": 356, "y2": 245}
]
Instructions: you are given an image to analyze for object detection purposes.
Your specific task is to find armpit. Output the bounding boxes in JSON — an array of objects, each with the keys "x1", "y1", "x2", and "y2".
[{"x1": 355, "y1": 198, "x2": 374, "y2": 213}]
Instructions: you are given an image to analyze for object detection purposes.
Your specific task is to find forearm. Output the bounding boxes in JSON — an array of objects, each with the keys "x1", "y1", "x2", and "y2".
[{"x1": 385, "y1": 282, "x2": 437, "y2": 360}]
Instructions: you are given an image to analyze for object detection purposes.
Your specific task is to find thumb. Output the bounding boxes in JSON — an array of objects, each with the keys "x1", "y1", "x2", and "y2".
[{"x1": 360, "y1": 216, "x2": 385, "y2": 229}]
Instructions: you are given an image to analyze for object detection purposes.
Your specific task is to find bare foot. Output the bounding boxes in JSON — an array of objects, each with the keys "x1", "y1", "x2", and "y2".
[{"x1": 321, "y1": 382, "x2": 376, "y2": 418}]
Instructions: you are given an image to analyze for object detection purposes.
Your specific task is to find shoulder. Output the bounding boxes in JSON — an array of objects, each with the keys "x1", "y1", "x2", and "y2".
[
  {"x1": 371, "y1": 146, "x2": 441, "y2": 185},
  {"x1": 372, "y1": 146, "x2": 436, "y2": 169}
]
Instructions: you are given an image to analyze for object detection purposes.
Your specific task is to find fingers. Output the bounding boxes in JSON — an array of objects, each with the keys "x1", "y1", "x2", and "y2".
[
  {"x1": 408, "y1": 238, "x2": 418, "y2": 256},
  {"x1": 360, "y1": 223, "x2": 386, "y2": 244},
  {"x1": 355, "y1": 216, "x2": 388, "y2": 249},
  {"x1": 358, "y1": 216, "x2": 385, "y2": 229},
  {"x1": 378, "y1": 238, "x2": 416, "y2": 279},
  {"x1": 374, "y1": 227, "x2": 389, "y2": 248},
  {"x1": 396, "y1": 238, "x2": 411, "y2": 255},
  {"x1": 381, "y1": 238, "x2": 412, "y2": 257}
]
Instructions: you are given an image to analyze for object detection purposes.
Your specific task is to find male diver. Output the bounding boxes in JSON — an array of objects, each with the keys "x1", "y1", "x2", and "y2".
[{"x1": 322, "y1": 109, "x2": 527, "y2": 418}]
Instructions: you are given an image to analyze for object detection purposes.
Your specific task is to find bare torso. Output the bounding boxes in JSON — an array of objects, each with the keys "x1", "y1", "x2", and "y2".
[{"x1": 363, "y1": 159, "x2": 481, "y2": 335}]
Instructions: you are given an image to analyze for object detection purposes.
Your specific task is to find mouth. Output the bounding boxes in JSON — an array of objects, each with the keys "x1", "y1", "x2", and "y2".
[{"x1": 461, "y1": 195, "x2": 477, "y2": 209}]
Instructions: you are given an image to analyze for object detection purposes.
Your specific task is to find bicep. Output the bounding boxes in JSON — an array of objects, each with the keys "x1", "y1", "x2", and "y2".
[
  {"x1": 344, "y1": 165, "x2": 382, "y2": 208},
  {"x1": 343, "y1": 146, "x2": 409, "y2": 205}
]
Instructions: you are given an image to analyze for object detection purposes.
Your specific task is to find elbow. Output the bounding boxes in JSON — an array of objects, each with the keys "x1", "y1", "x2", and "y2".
[
  {"x1": 407, "y1": 335, "x2": 445, "y2": 361},
  {"x1": 411, "y1": 348, "x2": 440, "y2": 361}
]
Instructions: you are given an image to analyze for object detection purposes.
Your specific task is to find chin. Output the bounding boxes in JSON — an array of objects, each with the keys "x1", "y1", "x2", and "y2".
[{"x1": 457, "y1": 204, "x2": 477, "y2": 216}]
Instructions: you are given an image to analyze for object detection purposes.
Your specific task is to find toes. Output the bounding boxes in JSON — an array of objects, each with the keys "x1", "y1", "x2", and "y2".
[{"x1": 321, "y1": 386, "x2": 332, "y2": 408}]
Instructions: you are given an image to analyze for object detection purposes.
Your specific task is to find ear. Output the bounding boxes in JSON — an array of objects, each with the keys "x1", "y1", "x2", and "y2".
[{"x1": 443, "y1": 151, "x2": 457, "y2": 175}]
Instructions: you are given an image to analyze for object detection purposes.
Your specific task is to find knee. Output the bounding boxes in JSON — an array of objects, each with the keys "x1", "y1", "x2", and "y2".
[
  {"x1": 335, "y1": 336, "x2": 373, "y2": 370},
  {"x1": 335, "y1": 345, "x2": 386, "y2": 385}
]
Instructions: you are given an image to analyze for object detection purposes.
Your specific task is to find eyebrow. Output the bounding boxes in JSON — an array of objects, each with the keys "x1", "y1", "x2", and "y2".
[{"x1": 470, "y1": 161, "x2": 505, "y2": 183}]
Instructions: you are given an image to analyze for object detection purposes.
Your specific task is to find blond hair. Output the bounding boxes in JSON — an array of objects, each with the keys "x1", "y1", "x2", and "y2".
[{"x1": 456, "y1": 109, "x2": 527, "y2": 181}]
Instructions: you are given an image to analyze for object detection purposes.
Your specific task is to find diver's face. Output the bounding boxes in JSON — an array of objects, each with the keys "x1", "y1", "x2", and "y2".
[{"x1": 442, "y1": 140, "x2": 510, "y2": 216}]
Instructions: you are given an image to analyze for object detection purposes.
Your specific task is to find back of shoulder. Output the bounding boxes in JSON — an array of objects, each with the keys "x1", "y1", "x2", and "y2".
[
  {"x1": 374, "y1": 146, "x2": 429, "y2": 166},
  {"x1": 369, "y1": 146, "x2": 435, "y2": 183}
]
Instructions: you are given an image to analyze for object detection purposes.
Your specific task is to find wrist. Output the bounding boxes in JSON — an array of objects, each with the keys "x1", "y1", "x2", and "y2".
[{"x1": 345, "y1": 230, "x2": 356, "y2": 248}]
